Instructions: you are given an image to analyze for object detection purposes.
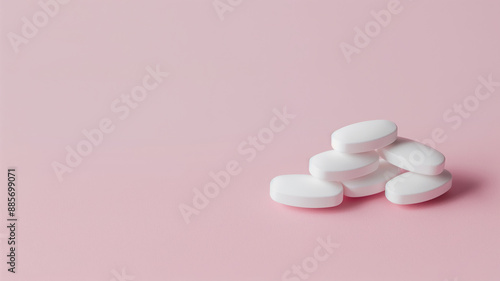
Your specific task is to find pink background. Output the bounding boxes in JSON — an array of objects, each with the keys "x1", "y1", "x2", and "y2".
[{"x1": 1, "y1": 0, "x2": 500, "y2": 280}]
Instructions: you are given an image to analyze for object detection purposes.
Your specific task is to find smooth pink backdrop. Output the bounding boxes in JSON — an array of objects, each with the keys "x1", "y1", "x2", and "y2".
[{"x1": 1, "y1": 0, "x2": 500, "y2": 280}]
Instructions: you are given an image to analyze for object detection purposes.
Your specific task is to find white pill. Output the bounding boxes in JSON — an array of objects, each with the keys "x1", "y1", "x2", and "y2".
[
  {"x1": 377, "y1": 137, "x2": 445, "y2": 175},
  {"x1": 342, "y1": 160, "x2": 400, "y2": 197},
  {"x1": 385, "y1": 170, "x2": 452, "y2": 204},
  {"x1": 270, "y1": 175, "x2": 343, "y2": 208},
  {"x1": 309, "y1": 150, "x2": 379, "y2": 181},
  {"x1": 331, "y1": 120, "x2": 398, "y2": 153}
]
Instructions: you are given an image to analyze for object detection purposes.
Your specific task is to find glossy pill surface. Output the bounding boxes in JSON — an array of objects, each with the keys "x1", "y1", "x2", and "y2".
[
  {"x1": 378, "y1": 137, "x2": 445, "y2": 175},
  {"x1": 331, "y1": 120, "x2": 398, "y2": 153},
  {"x1": 385, "y1": 170, "x2": 452, "y2": 204},
  {"x1": 309, "y1": 150, "x2": 379, "y2": 181}
]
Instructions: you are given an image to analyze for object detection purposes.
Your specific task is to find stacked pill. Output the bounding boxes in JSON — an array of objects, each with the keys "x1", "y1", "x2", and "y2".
[{"x1": 270, "y1": 120, "x2": 452, "y2": 208}]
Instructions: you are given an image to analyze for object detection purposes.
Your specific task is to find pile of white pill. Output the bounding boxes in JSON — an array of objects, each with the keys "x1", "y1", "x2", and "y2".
[{"x1": 270, "y1": 120, "x2": 452, "y2": 208}]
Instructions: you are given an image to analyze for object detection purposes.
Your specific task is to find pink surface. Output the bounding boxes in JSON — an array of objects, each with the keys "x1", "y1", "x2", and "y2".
[{"x1": 1, "y1": 0, "x2": 500, "y2": 280}]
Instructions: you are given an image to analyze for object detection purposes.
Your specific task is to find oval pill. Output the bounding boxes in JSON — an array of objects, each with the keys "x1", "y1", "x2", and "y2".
[
  {"x1": 270, "y1": 175, "x2": 343, "y2": 208},
  {"x1": 377, "y1": 137, "x2": 445, "y2": 175},
  {"x1": 331, "y1": 120, "x2": 398, "y2": 153},
  {"x1": 309, "y1": 150, "x2": 379, "y2": 181},
  {"x1": 342, "y1": 159, "x2": 400, "y2": 197},
  {"x1": 385, "y1": 170, "x2": 452, "y2": 204}
]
